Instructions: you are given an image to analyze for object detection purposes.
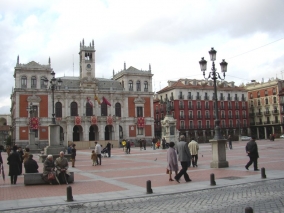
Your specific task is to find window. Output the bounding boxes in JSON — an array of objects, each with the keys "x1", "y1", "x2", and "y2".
[
  {"x1": 41, "y1": 77, "x2": 47, "y2": 89},
  {"x1": 128, "y1": 80, "x2": 133, "y2": 91},
  {"x1": 136, "y1": 80, "x2": 141, "y2": 91},
  {"x1": 137, "y1": 107, "x2": 143, "y2": 117},
  {"x1": 206, "y1": 120, "x2": 210, "y2": 128},
  {"x1": 31, "y1": 76, "x2": 37, "y2": 88},
  {"x1": 273, "y1": 97, "x2": 277, "y2": 103},
  {"x1": 137, "y1": 128, "x2": 144, "y2": 135},
  {"x1": 115, "y1": 103, "x2": 121, "y2": 117},
  {"x1": 21, "y1": 76, "x2": 27, "y2": 88},
  {"x1": 265, "y1": 98, "x2": 268, "y2": 105},
  {"x1": 55, "y1": 102, "x2": 62, "y2": 117},
  {"x1": 189, "y1": 121, "x2": 193, "y2": 128},
  {"x1": 180, "y1": 121, "x2": 185, "y2": 129},
  {"x1": 70, "y1": 102, "x2": 78, "y2": 116},
  {"x1": 86, "y1": 102, "x2": 93, "y2": 116},
  {"x1": 144, "y1": 81, "x2": 148, "y2": 92},
  {"x1": 198, "y1": 121, "x2": 202, "y2": 128},
  {"x1": 101, "y1": 102, "x2": 107, "y2": 116}
]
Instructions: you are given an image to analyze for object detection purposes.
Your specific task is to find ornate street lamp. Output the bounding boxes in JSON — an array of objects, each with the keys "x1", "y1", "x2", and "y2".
[
  {"x1": 199, "y1": 47, "x2": 228, "y2": 140},
  {"x1": 44, "y1": 71, "x2": 62, "y2": 124},
  {"x1": 26, "y1": 102, "x2": 36, "y2": 131}
]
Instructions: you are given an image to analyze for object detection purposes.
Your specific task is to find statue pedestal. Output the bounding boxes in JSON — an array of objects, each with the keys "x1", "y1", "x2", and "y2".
[
  {"x1": 43, "y1": 124, "x2": 65, "y2": 155},
  {"x1": 210, "y1": 139, "x2": 229, "y2": 168},
  {"x1": 161, "y1": 114, "x2": 177, "y2": 143},
  {"x1": 26, "y1": 132, "x2": 41, "y2": 153}
]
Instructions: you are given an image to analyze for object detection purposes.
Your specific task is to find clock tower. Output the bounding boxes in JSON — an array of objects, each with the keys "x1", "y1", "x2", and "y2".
[{"x1": 79, "y1": 39, "x2": 96, "y2": 81}]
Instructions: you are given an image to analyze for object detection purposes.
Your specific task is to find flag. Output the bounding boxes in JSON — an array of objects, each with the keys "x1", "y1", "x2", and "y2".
[
  {"x1": 102, "y1": 96, "x2": 111, "y2": 106},
  {"x1": 94, "y1": 95, "x2": 101, "y2": 105},
  {"x1": 137, "y1": 117, "x2": 145, "y2": 128},
  {"x1": 87, "y1": 97, "x2": 93, "y2": 107},
  {"x1": 75, "y1": 116, "x2": 81, "y2": 125},
  {"x1": 91, "y1": 116, "x2": 97, "y2": 125},
  {"x1": 29, "y1": 117, "x2": 39, "y2": 129}
]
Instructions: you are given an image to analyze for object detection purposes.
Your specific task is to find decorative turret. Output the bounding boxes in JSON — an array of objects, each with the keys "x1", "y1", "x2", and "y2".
[
  {"x1": 149, "y1": 63, "x2": 151, "y2": 71},
  {"x1": 48, "y1": 57, "x2": 51, "y2": 66},
  {"x1": 17, "y1": 55, "x2": 19, "y2": 65},
  {"x1": 124, "y1": 62, "x2": 126, "y2": 70}
]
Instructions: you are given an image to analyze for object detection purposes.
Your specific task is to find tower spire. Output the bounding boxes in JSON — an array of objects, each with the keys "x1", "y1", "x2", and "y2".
[
  {"x1": 124, "y1": 62, "x2": 126, "y2": 70},
  {"x1": 48, "y1": 57, "x2": 51, "y2": 65},
  {"x1": 17, "y1": 55, "x2": 19, "y2": 65}
]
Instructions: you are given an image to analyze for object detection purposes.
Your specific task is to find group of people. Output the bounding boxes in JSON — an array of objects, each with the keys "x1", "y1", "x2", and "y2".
[
  {"x1": 6, "y1": 145, "x2": 39, "y2": 184},
  {"x1": 91, "y1": 141, "x2": 104, "y2": 166}
]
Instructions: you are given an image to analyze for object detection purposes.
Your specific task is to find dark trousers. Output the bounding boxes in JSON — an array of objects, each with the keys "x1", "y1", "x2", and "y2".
[
  {"x1": 228, "y1": 141, "x2": 232, "y2": 149},
  {"x1": 246, "y1": 156, "x2": 258, "y2": 170},
  {"x1": 97, "y1": 154, "x2": 101, "y2": 165},
  {"x1": 107, "y1": 149, "x2": 111, "y2": 157},
  {"x1": 10, "y1": 175, "x2": 18, "y2": 184},
  {"x1": 126, "y1": 147, "x2": 130, "y2": 154},
  {"x1": 175, "y1": 161, "x2": 190, "y2": 181},
  {"x1": 192, "y1": 155, "x2": 198, "y2": 166}
]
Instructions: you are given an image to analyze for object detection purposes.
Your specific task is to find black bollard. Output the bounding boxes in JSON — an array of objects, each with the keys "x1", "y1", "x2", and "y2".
[
  {"x1": 67, "y1": 186, "x2": 73, "y2": 202},
  {"x1": 210, "y1": 173, "x2": 216, "y2": 186},
  {"x1": 261, "y1": 167, "x2": 266, "y2": 179},
  {"x1": 245, "y1": 207, "x2": 253, "y2": 213},
  {"x1": 146, "y1": 180, "x2": 153, "y2": 194}
]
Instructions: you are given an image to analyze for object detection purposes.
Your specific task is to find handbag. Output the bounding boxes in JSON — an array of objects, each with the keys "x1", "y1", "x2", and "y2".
[
  {"x1": 166, "y1": 169, "x2": 169, "y2": 174},
  {"x1": 48, "y1": 172, "x2": 55, "y2": 180}
]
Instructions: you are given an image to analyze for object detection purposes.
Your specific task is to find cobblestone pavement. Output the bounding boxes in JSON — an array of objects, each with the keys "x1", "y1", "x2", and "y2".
[{"x1": 2, "y1": 178, "x2": 284, "y2": 213}]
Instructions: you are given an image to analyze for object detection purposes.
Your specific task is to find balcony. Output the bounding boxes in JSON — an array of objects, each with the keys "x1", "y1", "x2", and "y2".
[
  {"x1": 242, "y1": 106, "x2": 247, "y2": 110},
  {"x1": 221, "y1": 115, "x2": 226, "y2": 119},
  {"x1": 188, "y1": 115, "x2": 194, "y2": 119},
  {"x1": 205, "y1": 115, "x2": 210, "y2": 119},
  {"x1": 205, "y1": 105, "x2": 210, "y2": 110},
  {"x1": 204, "y1": 96, "x2": 209, "y2": 100},
  {"x1": 179, "y1": 115, "x2": 185, "y2": 120},
  {"x1": 197, "y1": 125, "x2": 203, "y2": 129},
  {"x1": 272, "y1": 110, "x2": 279, "y2": 115},
  {"x1": 197, "y1": 115, "x2": 202, "y2": 119},
  {"x1": 188, "y1": 105, "x2": 194, "y2": 110},
  {"x1": 241, "y1": 97, "x2": 246, "y2": 101},
  {"x1": 242, "y1": 115, "x2": 247, "y2": 119},
  {"x1": 178, "y1": 95, "x2": 184, "y2": 100},
  {"x1": 228, "y1": 115, "x2": 233, "y2": 119},
  {"x1": 271, "y1": 121, "x2": 280, "y2": 124},
  {"x1": 179, "y1": 105, "x2": 184, "y2": 109},
  {"x1": 228, "y1": 106, "x2": 232, "y2": 110},
  {"x1": 255, "y1": 112, "x2": 262, "y2": 116},
  {"x1": 180, "y1": 125, "x2": 186, "y2": 130},
  {"x1": 264, "y1": 111, "x2": 271, "y2": 116},
  {"x1": 187, "y1": 95, "x2": 193, "y2": 100},
  {"x1": 249, "y1": 113, "x2": 255, "y2": 117},
  {"x1": 170, "y1": 96, "x2": 174, "y2": 101},
  {"x1": 189, "y1": 125, "x2": 195, "y2": 129},
  {"x1": 196, "y1": 105, "x2": 202, "y2": 110},
  {"x1": 264, "y1": 121, "x2": 271, "y2": 124},
  {"x1": 220, "y1": 106, "x2": 225, "y2": 110},
  {"x1": 219, "y1": 96, "x2": 224, "y2": 101},
  {"x1": 250, "y1": 122, "x2": 255, "y2": 126},
  {"x1": 205, "y1": 125, "x2": 211, "y2": 129},
  {"x1": 227, "y1": 97, "x2": 231, "y2": 101},
  {"x1": 234, "y1": 97, "x2": 239, "y2": 101},
  {"x1": 160, "y1": 108, "x2": 164, "y2": 113},
  {"x1": 235, "y1": 106, "x2": 240, "y2": 110},
  {"x1": 235, "y1": 115, "x2": 239, "y2": 119},
  {"x1": 196, "y1": 96, "x2": 201, "y2": 100},
  {"x1": 220, "y1": 124, "x2": 227, "y2": 128},
  {"x1": 256, "y1": 122, "x2": 262, "y2": 125}
]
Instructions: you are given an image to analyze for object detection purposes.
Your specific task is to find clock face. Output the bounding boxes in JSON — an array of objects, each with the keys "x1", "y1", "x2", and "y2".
[{"x1": 87, "y1": 64, "x2": 91, "y2": 69}]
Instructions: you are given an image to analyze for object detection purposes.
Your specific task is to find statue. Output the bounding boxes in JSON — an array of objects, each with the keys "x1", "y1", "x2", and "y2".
[{"x1": 166, "y1": 100, "x2": 171, "y2": 115}]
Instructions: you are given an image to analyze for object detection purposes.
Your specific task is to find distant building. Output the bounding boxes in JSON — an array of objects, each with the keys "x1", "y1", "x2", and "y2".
[
  {"x1": 0, "y1": 114, "x2": 11, "y2": 146},
  {"x1": 246, "y1": 78, "x2": 284, "y2": 139},
  {"x1": 154, "y1": 79, "x2": 248, "y2": 141},
  {"x1": 10, "y1": 39, "x2": 154, "y2": 147}
]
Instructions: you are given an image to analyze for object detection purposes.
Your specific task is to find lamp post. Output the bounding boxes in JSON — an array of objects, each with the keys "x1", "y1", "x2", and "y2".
[
  {"x1": 26, "y1": 102, "x2": 36, "y2": 131},
  {"x1": 199, "y1": 48, "x2": 228, "y2": 140},
  {"x1": 44, "y1": 71, "x2": 62, "y2": 124},
  {"x1": 199, "y1": 47, "x2": 229, "y2": 168}
]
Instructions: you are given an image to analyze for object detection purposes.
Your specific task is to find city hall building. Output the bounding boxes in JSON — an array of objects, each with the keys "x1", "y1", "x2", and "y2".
[{"x1": 10, "y1": 39, "x2": 155, "y2": 148}]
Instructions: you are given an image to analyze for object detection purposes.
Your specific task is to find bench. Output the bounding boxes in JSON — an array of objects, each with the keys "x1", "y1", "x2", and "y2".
[{"x1": 24, "y1": 172, "x2": 74, "y2": 185}]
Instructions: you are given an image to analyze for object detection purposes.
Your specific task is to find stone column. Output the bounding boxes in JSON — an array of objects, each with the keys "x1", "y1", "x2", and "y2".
[
  {"x1": 210, "y1": 138, "x2": 229, "y2": 168},
  {"x1": 44, "y1": 124, "x2": 65, "y2": 155},
  {"x1": 272, "y1": 126, "x2": 275, "y2": 134},
  {"x1": 264, "y1": 127, "x2": 267, "y2": 139},
  {"x1": 257, "y1": 127, "x2": 259, "y2": 139}
]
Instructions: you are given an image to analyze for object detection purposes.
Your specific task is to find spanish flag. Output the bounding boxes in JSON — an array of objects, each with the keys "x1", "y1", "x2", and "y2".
[{"x1": 94, "y1": 95, "x2": 101, "y2": 105}]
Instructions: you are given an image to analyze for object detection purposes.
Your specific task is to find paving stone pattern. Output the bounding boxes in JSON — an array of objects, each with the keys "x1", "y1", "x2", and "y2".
[{"x1": 2, "y1": 179, "x2": 284, "y2": 213}]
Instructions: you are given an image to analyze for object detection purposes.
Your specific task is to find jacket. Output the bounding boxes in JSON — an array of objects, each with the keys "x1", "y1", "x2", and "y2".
[
  {"x1": 176, "y1": 140, "x2": 191, "y2": 162},
  {"x1": 188, "y1": 140, "x2": 199, "y2": 155},
  {"x1": 246, "y1": 140, "x2": 259, "y2": 158},
  {"x1": 24, "y1": 158, "x2": 39, "y2": 173}
]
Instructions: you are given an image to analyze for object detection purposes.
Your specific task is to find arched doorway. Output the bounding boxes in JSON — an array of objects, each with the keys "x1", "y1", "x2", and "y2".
[
  {"x1": 89, "y1": 125, "x2": 99, "y2": 141},
  {"x1": 73, "y1": 126, "x2": 82, "y2": 141},
  {"x1": 105, "y1": 125, "x2": 113, "y2": 140}
]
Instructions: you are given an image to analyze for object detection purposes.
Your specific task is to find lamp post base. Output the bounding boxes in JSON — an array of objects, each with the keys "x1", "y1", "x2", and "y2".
[{"x1": 210, "y1": 139, "x2": 229, "y2": 168}]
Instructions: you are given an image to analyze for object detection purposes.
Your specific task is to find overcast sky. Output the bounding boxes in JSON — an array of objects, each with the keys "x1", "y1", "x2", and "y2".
[{"x1": 1, "y1": 0, "x2": 284, "y2": 114}]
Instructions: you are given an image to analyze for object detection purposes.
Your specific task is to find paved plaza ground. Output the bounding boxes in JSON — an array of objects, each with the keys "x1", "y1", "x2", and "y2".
[{"x1": 0, "y1": 139, "x2": 284, "y2": 212}]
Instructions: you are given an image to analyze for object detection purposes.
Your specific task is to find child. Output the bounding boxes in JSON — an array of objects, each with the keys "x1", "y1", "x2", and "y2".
[{"x1": 91, "y1": 150, "x2": 97, "y2": 166}]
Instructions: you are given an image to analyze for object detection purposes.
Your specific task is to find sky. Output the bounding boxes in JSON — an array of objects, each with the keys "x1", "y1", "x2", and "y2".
[{"x1": 0, "y1": 0, "x2": 284, "y2": 114}]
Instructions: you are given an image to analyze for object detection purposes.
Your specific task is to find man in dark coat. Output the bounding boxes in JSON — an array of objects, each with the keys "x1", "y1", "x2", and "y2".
[
  {"x1": 24, "y1": 154, "x2": 39, "y2": 173},
  {"x1": 174, "y1": 135, "x2": 192, "y2": 183},
  {"x1": 245, "y1": 136, "x2": 259, "y2": 171},
  {"x1": 106, "y1": 142, "x2": 111, "y2": 157},
  {"x1": 7, "y1": 146, "x2": 21, "y2": 184},
  {"x1": 126, "y1": 140, "x2": 131, "y2": 154},
  {"x1": 17, "y1": 146, "x2": 24, "y2": 174}
]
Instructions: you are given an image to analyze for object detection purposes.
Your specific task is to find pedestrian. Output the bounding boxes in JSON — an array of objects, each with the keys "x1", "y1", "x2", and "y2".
[
  {"x1": 245, "y1": 136, "x2": 259, "y2": 171},
  {"x1": 156, "y1": 140, "x2": 161, "y2": 149},
  {"x1": 6, "y1": 146, "x2": 11, "y2": 156},
  {"x1": 167, "y1": 142, "x2": 179, "y2": 181},
  {"x1": 91, "y1": 150, "x2": 97, "y2": 166},
  {"x1": 71, "y1": 144, "x2": 76, "y2": 167},
  {"x1": 188, "y1": 138, "x2": 199, "y2": 167},
  {"x1": 139, "y1": 139, "x2": 143, "y2": 150},
  {"x1": 143, "y1": 139, "x2": 146, "y2": 150},
  {"x1": 95, "y1": 141, "x2": 102, "y2": 165},
  {"x1": 67, "y1": 145, "x2": 72, "y2": 154},
  {"x1": 174, "y1": 135, "x2": 192, "y2": 183},
  {"x1": 106, "y1": 142, "x2": 111, "y2": 157},
  {"x1": 121, "y1": 139, "x2": 126, "y2": 152},
  {"x1": 223, "y1": 135, "x2": 228, "y2": 149},
  {"x1": 17, "y1": 146, "x2": 24, "y2": 175},
  {"x1": 272, "y1": 134, "x2": 275, "y2": 141},
  {"x1": 126, "y1": 140, "x2": 131, "y2": 154},
  {"x1": 24, "y1": 154, "x2": 39, "y2": 173},
  {"x1": 162, "y1": 137, "x2": 166, "y2": 149},
  {"x1": 227, "y1": 135, "x2": 233, "y2": 150},
  {"x1": 152, "y1": 137, "x2": 156, "y2": 150},
  {"x1": 7, "y1": 145, "x2": 21, "y2": 184},
  {"x1": 22, "y1": 147, "x2": 30, "y2": 164}
]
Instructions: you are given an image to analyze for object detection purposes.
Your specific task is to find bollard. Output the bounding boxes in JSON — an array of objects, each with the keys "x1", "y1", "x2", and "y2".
[
  {"x1": 66, "y1": 186, "x2": 73, "y2": 202},
  {"x1": 245, "y1": 207, "x2": 253, "y2": 213},
  {"x1": 261, "y1": 167, "x2": 266, "y2": 179},
  {"x1": 146, "y1": 180, "x2": 153, "y2": 194},
  {"x1": 210, "y1": 173, "x2": 216, "y2": 186}
]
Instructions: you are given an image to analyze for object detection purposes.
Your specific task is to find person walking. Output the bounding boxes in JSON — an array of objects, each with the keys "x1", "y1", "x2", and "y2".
[
  {"x1": 227, "y1": 135, "x2": 233, "y2": 150},
  {"x1": 167, "y1": 142, "x2": 178, "y2": 181},
  {"x1": 152, "y1": 137, "x2": 156, "y2": 150},
  {"x1": 174, "y1": 135, "x2": 192, "y2": 183},
  {"x1": 91, "y1": 150, "x2": 97, "y2": 166},
  {"x1": 245, "y1": 136, "x2": 259, "y2": 171},
  {"x1": 70, "y1": 144, "x2": 76, "y2": 167},
  {"x1": 162, "y1": 137, "x2": 166, "y2": 149},
  {"x1": 188, "y1": 138, "x2": 199, "y2": 167},
  {"x1": 95, "y1": 141, "x2": 102, "y2": 165},
  {"x1": 139, "y1": 139, "x2": 143, "y2": 150},
  {"x1": 7, "y1": 146, "x2": 21, "y2": 184},
  {"x1": 17, "y1": 146, "x2": 24, "y2": 175},
  {"x1": 143, "y1": 139, "x2": 146, "y2": 150},
  {"x1": 106, "y1": 142, "x2": 111, "y2": 157},
  {"x1": 126, "y1": 140, "x2": 131, "y2": 154}
]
